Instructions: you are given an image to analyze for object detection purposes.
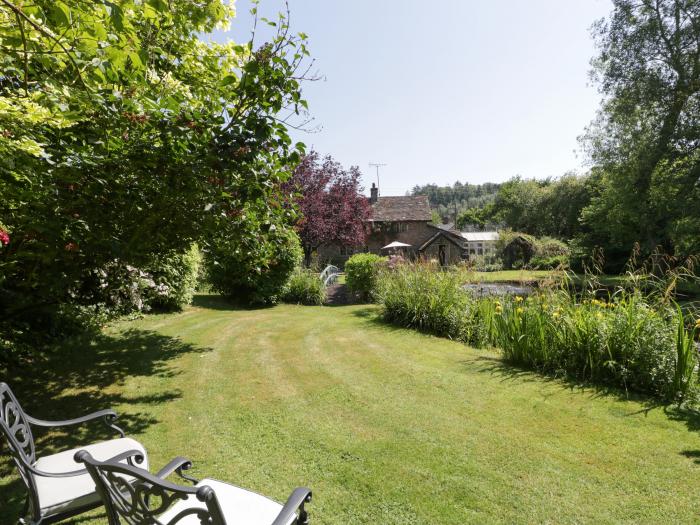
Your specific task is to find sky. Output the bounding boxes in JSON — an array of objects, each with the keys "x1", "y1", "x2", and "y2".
[{"x1": 211, "y1": 0, "x2": 613, "y2": 196}]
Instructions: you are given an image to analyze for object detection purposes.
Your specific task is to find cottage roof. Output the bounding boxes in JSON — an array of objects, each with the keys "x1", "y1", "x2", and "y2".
[
  {"x1": 461, "y1": 231, "x2": 499, "y2": 242},
  {"x1": 418, "y1": 229, "x2": 465, "y2": 252},
  {"x1": 369, "y1": 195, "x2": 432, "y2": 222}
]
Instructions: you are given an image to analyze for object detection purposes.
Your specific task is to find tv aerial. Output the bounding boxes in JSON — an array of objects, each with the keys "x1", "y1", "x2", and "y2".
[{"x1": 368, "y1": 162, "x2": 387, "y2": 187}]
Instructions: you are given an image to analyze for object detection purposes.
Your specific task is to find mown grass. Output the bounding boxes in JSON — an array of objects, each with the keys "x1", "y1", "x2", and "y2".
[{"x1": 2, "y1": 295, "x2": 700, "y2": 523}]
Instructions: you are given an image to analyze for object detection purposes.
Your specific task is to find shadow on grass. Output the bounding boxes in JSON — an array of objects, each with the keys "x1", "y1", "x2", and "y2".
[
  {"x1": 468, "y1": 354, "x2": 666, "y2": 403},
  {"x1": 348, "y1": 307, "x2": 437, "y2": 338},
  {"x1": 0, "y1": 327, "x2": 213, "y2": 522},
  {"x1": 191, "y1": 293, "x2": 274, "y2": 311},
  {"x1": 354, "y1": 307, "x2": 700, "y2": 456},
  {"x1": 468, "y1": 354, "x2": 700, "y2": 456}
]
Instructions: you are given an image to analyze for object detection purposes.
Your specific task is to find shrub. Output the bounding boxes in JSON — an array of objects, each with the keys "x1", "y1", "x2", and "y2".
[
  {"x1": 207, "y1": 226, "x2": 302, "y2": 305},
  {"x1": 377, "y1": 264, "x2": 477, "y2": 341},
  {"x1": 469, "y1": 255, "x2": 504, "y2": 272},
  {"x1": 529, "y1": 254, "x2": 569, "y2": 270},
  {"x1": 281, "y1": 268, "x2": 326, "y2": 305},
  {"x1": 345, "y1": 253, "x2": 386, "y2": 301},
  {"x1": 530, "y1": 237, "x2": 570, "y2": 269},
  {"x1": 77, "y1": 260, "x2": 163, "y2": 316},
  {"x1": 147, "y1": 245, "x2": 202, "y2": 311}
]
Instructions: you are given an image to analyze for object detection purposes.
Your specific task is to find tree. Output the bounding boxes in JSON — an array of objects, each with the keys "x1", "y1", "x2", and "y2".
[
  {"x1": 581, "y1": 0, "x2": 700, "y2": 264},
  {"x1": 489, "y1": 177, "x2": 545, "y2": 234},
  {"x1": 286, "y1": 153, "x2": 370, "y2": 266},
  {"x1": 487, "y1": 175, "x2": 593, "y2": 240},
  {"x1": 456, "y1": 206, "x2": 489, "y2": 230},
  {"x1": 411, "y1": 181, "x2": 500, "y2": 222},
  {"x1": 0, "y1": 0, "x2": 312, "y2": 359}
]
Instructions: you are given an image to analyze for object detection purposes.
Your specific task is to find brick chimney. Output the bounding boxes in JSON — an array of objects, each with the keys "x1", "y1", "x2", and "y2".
[{"x1": 370, "y1": 183, "x2": 379, "y2": 204}]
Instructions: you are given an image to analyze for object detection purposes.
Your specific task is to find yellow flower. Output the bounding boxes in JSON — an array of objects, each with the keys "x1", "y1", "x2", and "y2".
[
  {"x1": 515, "y1": 296, "x2": 524, "y2": 303},
  {"x1": 553, "y1": 311, "x2": 560, "y2": 319},
  {"x1": 596, "y1": 312, "x2": 604, "y2": 320},
  {"x1": 516, "y1": 307, "x2": 524, "y2": 315},
  {"x1": 495, "y1": 305, "x2": 503, "y2": 314},
  {"x1": 695, "y1": 318, "x2": 700, "y2": 329}
]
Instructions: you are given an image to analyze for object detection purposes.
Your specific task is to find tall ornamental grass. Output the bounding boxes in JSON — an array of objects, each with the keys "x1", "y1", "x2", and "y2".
[
  {"x1": 377, "y1": 264, "x2": 700, "y2": 403},
  {"x1": 377, "y1": 263, "x2": 485, "y2": 343}
]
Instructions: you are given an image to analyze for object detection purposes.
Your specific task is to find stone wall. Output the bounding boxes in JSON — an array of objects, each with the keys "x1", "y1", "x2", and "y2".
[
  {"x1": 365, "y1": 221, "x2": 435, "y2": 255},
  {"x1": 315, "y1": 221, "x2": 439, "y2": 266}
]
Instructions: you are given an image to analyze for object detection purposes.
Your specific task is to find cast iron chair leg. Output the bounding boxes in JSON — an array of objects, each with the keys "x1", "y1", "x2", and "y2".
[{"x1": 298, "y1": 503, "x2": 309, "y2": 525}]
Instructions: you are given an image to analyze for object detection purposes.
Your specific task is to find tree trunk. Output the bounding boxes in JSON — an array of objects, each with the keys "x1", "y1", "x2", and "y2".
[
  {"x1": 638, "y1": 89, "x2": 691, "y2": 251},
  {"x1": 303, "y1": 245, "x2": 313, "y2": 268}
]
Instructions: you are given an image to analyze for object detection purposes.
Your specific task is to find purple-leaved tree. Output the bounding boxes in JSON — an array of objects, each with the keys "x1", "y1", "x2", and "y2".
[{"x1": 286, "y1": 152, "x2": 370, "y2": 266}]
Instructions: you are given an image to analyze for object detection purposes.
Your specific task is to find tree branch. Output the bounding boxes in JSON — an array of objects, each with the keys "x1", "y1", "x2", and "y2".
[{"x1": 0, "y1": 0, "x2": 91, "y2": 91}]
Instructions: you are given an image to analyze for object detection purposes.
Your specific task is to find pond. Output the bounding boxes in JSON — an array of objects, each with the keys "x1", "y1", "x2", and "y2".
[{"x1": 463, "y1": 282, "x2": 534, "y2": 297}]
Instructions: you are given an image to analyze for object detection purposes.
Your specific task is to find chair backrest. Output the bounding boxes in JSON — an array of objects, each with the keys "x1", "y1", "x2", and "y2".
[
  {"x1": 76, "y1": 450, "x2": 227, "y2": 525},
  {"x1": 0, "y1": 382, "x2": 40, "y2": 516}
]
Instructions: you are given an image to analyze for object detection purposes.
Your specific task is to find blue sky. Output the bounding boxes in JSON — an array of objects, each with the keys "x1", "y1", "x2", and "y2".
[{"x1": 211, "y1": 0, "x2": 613, "y2": 195}]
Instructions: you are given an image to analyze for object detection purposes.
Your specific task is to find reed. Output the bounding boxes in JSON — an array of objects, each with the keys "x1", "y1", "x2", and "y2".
[{"x1": 377, "y1": 263, "x2": 700, "y2": 403}]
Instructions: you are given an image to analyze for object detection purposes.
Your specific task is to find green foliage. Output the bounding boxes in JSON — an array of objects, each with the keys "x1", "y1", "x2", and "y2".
[
  {"x1": 468, "y1": 255, "x2": 504, "y2": 272},
  {"x1": 376, "y1": 262, "x2": 700, "y2": 403},
  {"x1": 490, "y1": 175, "x2": 594, "y2": 239},
  {"x1": 530, "y1": 237, "x2": 570, "y2": 269},
  {"x1": 579, "y1": 0, "x2": 700, "y2": 266},
  {"x1": 492, "y1": 292, "x2": 698, "y2": 403},
  {"x1": 207, "y1": 225, "x2": 302, "y2": 305},
  {"x1": 529, "y1": 255, "x2": 569, "y2": 270},
  {"x1": 0, "y1": 0, "x2": 312, "y2": 360},
  {"x1": 411, "y1": 182, "x2": 500, "y2": 223},
  {"x1": 78, "y1": 260, "x2": 164, "y2": 316},
  {"x1": 280, "y1": 268, "x2": 326, "y2": 305},
  {"x1": 497, "y1": 231, "x2": 537, "y2": 270},
  {"x1": 72, "y1": 245, "x2": 201, "y2": 316},
  {"x1": 496, "y1": 232, "x2": 570, "y2": 270},
  {"x1": 378, "y1": 264, "x2": 475, "y2": 341},
  {"x1": 147, "y1": 245, "x2": 202, "y2": 311},
  {"x1": 456, "y1": 206, "x2": 493, "y2": 230},
  {"x1": 345, "y1": 253, "x2": 385, "y2": 301}
]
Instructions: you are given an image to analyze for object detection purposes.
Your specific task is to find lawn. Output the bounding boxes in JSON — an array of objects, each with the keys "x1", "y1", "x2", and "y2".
[{"x1": 2, "y1": 295, "x2": 700, "y2": 524}]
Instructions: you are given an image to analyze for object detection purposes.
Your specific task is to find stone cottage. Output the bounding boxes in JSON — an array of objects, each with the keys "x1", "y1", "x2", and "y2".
[{"x1": 317, "y1": 184, "x2": 468, "y2": 265}]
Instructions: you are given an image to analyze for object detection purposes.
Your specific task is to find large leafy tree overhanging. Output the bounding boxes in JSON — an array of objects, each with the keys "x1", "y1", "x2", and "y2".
[
  {"x1": 285, "y1": 152, "x2": 370, "y2": 266},
  {"x1": 581, "y1": 0, "x2": 700, "y2": 265},
  {"x1": 0, "y1": 1, "x2": 310, "y2": 327}
]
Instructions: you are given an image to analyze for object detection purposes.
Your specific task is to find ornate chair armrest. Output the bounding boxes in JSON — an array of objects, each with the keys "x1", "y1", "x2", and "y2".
[
  {"x1": 155, "y1": 456, "x2": 199, "y2": 484},
  {"x1": 271, "y1": 487, "x2": 312, "y2": 525},
  {"x1": 29, "y1": 449, "x2": 146, "y2": 479},
  {"x1": 27, "y1": 409, "x2": 125, "y2": 437}
]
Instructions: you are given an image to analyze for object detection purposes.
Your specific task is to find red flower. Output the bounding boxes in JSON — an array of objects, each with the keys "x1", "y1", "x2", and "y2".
[
  {"x1": 64, "y1": 242, "x2": 79, "y2": 252},
  {"x1": 0, "y1": 230, "x2": 9, "y2": 246}
]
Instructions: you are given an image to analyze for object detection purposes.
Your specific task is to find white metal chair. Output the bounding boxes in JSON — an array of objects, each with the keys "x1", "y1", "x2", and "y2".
[
  {"x1": 76, "y1": 449, "x2": 312, "y2": 525},
  {"x1": 0, "y1": 382, "x2": 149, "y2": 524}
]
